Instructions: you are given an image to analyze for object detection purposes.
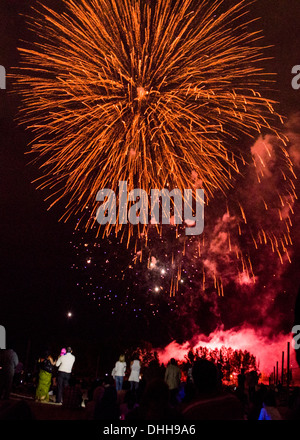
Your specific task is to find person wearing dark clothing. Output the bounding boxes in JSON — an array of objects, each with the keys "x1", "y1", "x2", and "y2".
[
  {"x1": 247, "y1": 370, "x2": 259, "y2": 403},
  {"x1": 143, "y1": 359, "x2": 163, "y2": 385},
  {"x1": 181, "y1": 359, "x2": 244, "y2": 420},
  {"x1": 258, "y1": 389, "x2": 282, "y2": 420},
  {"x1": 126, "y1": 379, "x2": 183, "y2": 420},
  {"x1": 236, "y1": 368, "x2": 248, "y2": 412},
  {"x1": 0, "y1": 400, "x2": 34, "y2": 420},
  {"x1": 120, "y1": 390, "x2": 138, "y2": 420},
  {"x1": 62, "y1": 377, "x2": 83, "y2": 409},
  {"x1": 94, "y1": 385, "x2": 119, "y2": 420},
  {"x1": 164, "y1": 358, "x2": 181, "y2": 406},
  {"x1": 0, "y1": 349, "x2": 19, "y2": 400},
  {"x1": 247, "y1": 383, "x2": 267, "y2": 420},
  {"x1": 238, "y1": 368, "x2": 246, "y2": 392}
]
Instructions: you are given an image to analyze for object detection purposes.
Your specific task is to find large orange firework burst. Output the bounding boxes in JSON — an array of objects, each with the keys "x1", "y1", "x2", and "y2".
[{"x1": 14, "y1": 0, "x2": 287, "y2": 238}]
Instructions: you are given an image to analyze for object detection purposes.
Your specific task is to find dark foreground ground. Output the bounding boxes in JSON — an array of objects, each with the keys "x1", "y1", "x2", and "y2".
[
  {"x1": 0, "y1": 395, "x2": 87, "y2": 420},
  {"x1": 0, "y1": 391, "x2": 294, "y2": 421}
]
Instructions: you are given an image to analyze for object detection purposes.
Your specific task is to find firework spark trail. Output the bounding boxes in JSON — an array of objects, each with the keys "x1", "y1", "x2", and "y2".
[
  {"x1": 132, "y1": 116, "x2": 298, "y2": 298},
  {"x1": 14, "y1": 0, "x2": 286, "y2": 239},
  {"x1": 69, "y1": 114, "x2": 299, "y2": 324}
]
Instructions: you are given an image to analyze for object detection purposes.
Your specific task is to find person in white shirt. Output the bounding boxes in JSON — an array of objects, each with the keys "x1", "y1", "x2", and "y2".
[
  {"x1": 129, "y1": 356, "x2": 141, "y2": 393},
  {"x1": 55, "y1": 346, "x2": 75, "y2": 404},
  {"x1": 113, "y1": 354, "x2": 127, "y2": 391}
]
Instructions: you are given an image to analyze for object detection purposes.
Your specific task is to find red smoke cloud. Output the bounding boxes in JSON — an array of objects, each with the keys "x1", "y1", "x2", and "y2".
[{"x1": 157, "y1": 325, "x2": 296, "y2": 375}]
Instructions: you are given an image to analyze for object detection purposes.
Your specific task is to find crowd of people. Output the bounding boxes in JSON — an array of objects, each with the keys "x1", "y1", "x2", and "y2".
[{"x1": 2, "y1": 345, "x2": 300, "y2": 420}]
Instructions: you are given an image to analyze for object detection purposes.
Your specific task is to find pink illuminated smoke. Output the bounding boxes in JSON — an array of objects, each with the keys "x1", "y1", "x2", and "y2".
[{"x1": 157, "y1": 326, "x2": 296, "y2": 374}]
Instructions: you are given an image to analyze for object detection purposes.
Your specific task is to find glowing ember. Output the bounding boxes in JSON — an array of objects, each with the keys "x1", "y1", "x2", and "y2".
[{"x1": 137, "y1": 86, "x2": 148, "y2": 100}]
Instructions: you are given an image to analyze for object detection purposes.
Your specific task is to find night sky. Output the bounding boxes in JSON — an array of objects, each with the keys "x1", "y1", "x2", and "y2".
[{"x1": 1, "y1": 0, "x2": 300, "y2": 375}]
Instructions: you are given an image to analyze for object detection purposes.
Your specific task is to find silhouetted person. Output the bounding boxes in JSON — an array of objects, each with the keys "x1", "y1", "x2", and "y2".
[
  {"x1": 236, "y1": 368, "x2": 248, "y2": 411},
  {"x1": 247, "y1": 370, "x2": 259, "y2": 403},
  {"x1": 181, "y1": 359, "x2": 244, "y2": 420},
  {"x1": 0, "y1": 349, "x2": 19, "y2": 400},
  {"x1": 119, "y1": 390, "x2": 138, "y2": 420},
  {"x1": 258, "y1": 389, "x2": 282, "y2": 420},
  {"x1": 143, "y1": 359, "x2": 163, "y2": 385},
  {"x1": 126, "y1": 379, "x2": 182, "y2": 420},
  {"x1": 62, "y1": 376, "x2": 82, "y2": 409},
  {"x1": 183, "y1": 364, "x2": 197, "y2": 404},
  {"x1": 238, "y1": 368, "x2": 246, "y2": 392},
  {"x1": 164, "y1": 358, "x2": 181, "y2": 406},
  {"x1": 0, "y1": 400, "x2": 34, "y2": 420},
  {"x1": 94, "y1": 382, "x2": 119, "y2": 420},
  {"x1": 247, "y1": 382, "x2": 267, "y2": 420},
  {"x1": 85, "y1": 378, "x2": 106, "y2": 420}
]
